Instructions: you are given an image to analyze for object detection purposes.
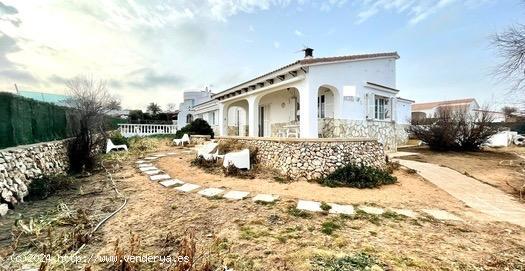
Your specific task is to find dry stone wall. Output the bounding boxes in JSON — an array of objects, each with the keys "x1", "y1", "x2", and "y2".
[
  {"x1": 319, "y1": 119, "x2": 410, "y2": 152},
  {"x1": 217, "y1": 136, "x2": 386, "y2": 181},
  {"x1": 0, "y1": 140, "x2": 69, "y2": 215}
]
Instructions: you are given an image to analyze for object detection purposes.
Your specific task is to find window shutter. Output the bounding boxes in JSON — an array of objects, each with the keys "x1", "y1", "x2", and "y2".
[
  {"x1": 391, "y1": 98, "x2": 397, "y2": 122},
  {"x1": 366, "y1": 92, "x2": 375, "y2": 120}
]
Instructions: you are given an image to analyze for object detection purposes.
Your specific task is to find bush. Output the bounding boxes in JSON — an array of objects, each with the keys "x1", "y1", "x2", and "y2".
[
  {"x1": 217, "y1": 139, "x2": 258, "y2": 164},
  {"x1": 191, "y1": 155, "x2": 219, "y2": 170},
  {"x1": 408, "y1": 107, "x2": 499, "y2": 151},
  {"x1": 320, "y1": 164, "x2": 397, "y2": 189},
  {"x1": 109, "y1": 131, "x2": 128, "y2": 146},
  {"x1": 175, "y1": 118, "x2": 214, "y2": 139},
  {"x1": 26, "y1": 174, "x2": 74, "y2": 200},
  {"x1": 311, "y1": 252, "x2": 381, "y2": 270}
]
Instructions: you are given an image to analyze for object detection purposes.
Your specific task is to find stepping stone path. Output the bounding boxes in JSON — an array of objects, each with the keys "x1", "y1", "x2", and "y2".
[
  {"x1": 329, "y1": 203, "x2": 355, "y2": 215},
  {"x1": 135, "y1": 160, "x2": 147, "y2": 164},
  {"x1": 145, "y1": 157, "x2": 158, "y2": 160},
  {"x1": 150, "y1": 174, "x2": 171, "y2": 181},
  {"x1": 390, "y1": 208, "x2": 418, "y2": 218},
  {"x1": 138, "y1": 163, "x2": 154, "y2": 167},
  {"x1": 253, "y1": 194, "x2": 279, "y2": 203},
  {"x1": 358, "y1": 206, "x2": 385, "y2": 215},
  {"x1": 143, "y1": 169, "x2": 162, "y2": 175},
  {"x1": 166, "y1": 152, "x2": 176, "y2": 155},
  {"x1": 223, "y1": 191, "x2": 249, "y2": 200},
  {"x1": 139, "y1": 166, "x2": 157, "y2": 172},
  {"x1": 297, "y1": 200, "x2": 322, "y2": 212},
  {"x1": 198, "y1": 188, "x2": 224, "y2": 198},
  {"x1": 422, "y1": 209, "x2": 462, "y2": 221},
  {"x1": 159, "y1": 179, "x2": 185, "y2": 188},
  {"x1": 153, "y1": 154, "x2": 167, "y2": 157},
  {"x1": 176, "y1": 183, "x2": 201, "y2": 192}
]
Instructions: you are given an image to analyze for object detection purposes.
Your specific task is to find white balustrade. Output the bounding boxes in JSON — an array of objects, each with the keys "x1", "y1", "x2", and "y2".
[{"x1": 118, "y1": 124, "x2": 178, "y2": 137}]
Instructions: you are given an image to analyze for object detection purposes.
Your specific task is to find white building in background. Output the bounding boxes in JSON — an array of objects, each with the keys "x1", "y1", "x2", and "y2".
[
  {"x1": 190, "y1": 48, "x2": 414, "y2": 151},
  {"x1": 176, "y1": 88, "x2": 214, "y2": 130},
  {"x1": 411, "y1": 98, "x2": 505, "y2": 122}
]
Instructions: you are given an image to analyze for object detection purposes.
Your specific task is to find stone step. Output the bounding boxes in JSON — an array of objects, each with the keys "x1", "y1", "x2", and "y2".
[
  {"x1": 135, "y1": 160, "x2": 147, "y2": 164},
  {"x1": 222, "y1": 190, "x2": 250, "y2": 200},
  {"x1": 297, "y1": 200, "x2": 322, "y2": 212},
  {"x1": 144, "y1": 157, "x2": 158, "y2": 160},
  {"x1": 137, "y1": 163, "x2": 154, "y2": 167},
  {"x1": 139, "y1": 166, "x2": 157, "y2": 172},
  {"x1": 252, "y1": 194, "x2": 279, "y2": 203},
  {"x1": 390, "y1": 208, "x2": 418, "y2": 218},
  {"x1": 159, "y1": 179, "x2": 185, "y2": 188},
  {"x1": 150, "y1": 174, "x2": 171, "y2": 181},
  {"x1": 329, "y1": 203, "x2": 355, "y2": 215},
  {"x1": 143, "y1": 169, "x2": 162, "y2": 175},
  {"x1": 176, "y1": 183, "x2": 201, "y2": 192},
  {"x1": 358, "y1": 206, "x2": 385, "y2": 215},
  {"x1": 198, "y1": 188, "x2": 224, "y2": 198}
]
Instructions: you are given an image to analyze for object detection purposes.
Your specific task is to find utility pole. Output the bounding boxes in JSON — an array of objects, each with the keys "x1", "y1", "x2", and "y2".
[{"x1": 14, "y1": 83, "x2": 19, "y2": 94}]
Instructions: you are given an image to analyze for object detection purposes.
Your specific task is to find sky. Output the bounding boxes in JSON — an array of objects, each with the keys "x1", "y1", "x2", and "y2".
[{"x1": 0, "y1": 0, "x2": 523, "y2": 111}]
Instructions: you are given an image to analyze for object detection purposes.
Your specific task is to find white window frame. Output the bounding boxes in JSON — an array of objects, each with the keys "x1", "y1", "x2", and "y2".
[{"x1": 374, "y1": 95, "x2": 390, "y2": 121}]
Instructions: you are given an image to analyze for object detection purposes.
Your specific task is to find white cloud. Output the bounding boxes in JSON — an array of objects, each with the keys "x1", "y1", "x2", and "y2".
[
  {"x1": 356, "y1": 0, "x2": 462, "y2": 25},
  {"x1": 294, "y1": 29, "x2": 304, "y2": 36},
  {"x1": 273, "y1": 41, "x2": 280, "y2": 48}
]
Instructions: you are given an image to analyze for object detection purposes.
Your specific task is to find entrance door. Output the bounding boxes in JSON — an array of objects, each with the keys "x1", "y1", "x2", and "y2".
[{"x1": 259, "y1": 105, "x2": 269, "y2": 137}]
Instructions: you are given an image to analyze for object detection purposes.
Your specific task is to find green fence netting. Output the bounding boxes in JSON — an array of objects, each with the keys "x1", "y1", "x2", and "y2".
[{"x1": 0, "y1": 92, "x2": 81, "y2": 149}]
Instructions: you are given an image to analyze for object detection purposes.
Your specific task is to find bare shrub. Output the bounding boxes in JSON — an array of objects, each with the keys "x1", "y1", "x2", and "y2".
[
  {"x1": 408, "y1": 107, "x2": 498, "y2": 151},
  {"x1": 65, "y1": 76, "x2": 120, "y2": 172}
]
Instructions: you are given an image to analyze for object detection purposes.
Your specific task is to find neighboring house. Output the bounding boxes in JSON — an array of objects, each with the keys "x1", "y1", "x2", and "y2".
[
  {"x1": 176, "y1": 88, "x2": 214, "y2": 130},
  {"x1": 107, "y1": 109, "x2": 131, "y2": 119},
  {"x1": 17, "y1": 90, "x2": 70, "y2": 106},
  {"x1": 412, "y1": 98, "x2": 505, "y2": 122},
  {"x1": 192, "y1": 49, "x2": 414, "y2": 152}
]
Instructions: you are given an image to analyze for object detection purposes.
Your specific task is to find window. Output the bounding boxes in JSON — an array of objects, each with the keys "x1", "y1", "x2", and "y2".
[
  {"x1": 374, "y1": 96, "x2": 390, "y2": 120},
  {"x1": 318, "y1": 95, "x2": 325, "y2": 118}
]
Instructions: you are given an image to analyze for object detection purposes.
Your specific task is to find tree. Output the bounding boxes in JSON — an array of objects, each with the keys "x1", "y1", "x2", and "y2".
[
  {"x1": 147, "y1": 102, "x2": 161, "y2": 115},
  {"x1": 493, "y1": 22, "x2": 525, "y2": 92},
  {"x1": 502, "y1": 106, "x2": 518, "y2": 120},
  {"x1": 64, "y1": 76, "x2": 118, "y2": 172},
  {"x1": 107, "y1": 99, "x2": 122, "y2": 111}
]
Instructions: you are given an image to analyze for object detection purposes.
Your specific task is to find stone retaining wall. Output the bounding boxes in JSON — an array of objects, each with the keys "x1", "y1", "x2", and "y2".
[
  {"x1": 190, "y1": 135, "x2": 211, "y2": 145},
  {"x1": 0, "y1": 140, "x2": 69, "y2": 213},
  {"x1": 217, "y1": 136, "x2": 386, "y2": 181},
  {"x1": 319, "y1": 119, "x2": 409, "y2": 152}
]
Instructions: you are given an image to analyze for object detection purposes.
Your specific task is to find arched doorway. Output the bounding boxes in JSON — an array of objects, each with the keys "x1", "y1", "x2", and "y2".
[
  {"x1": 258, "y1": 87, "x2": 300, "y2": 137},
  {"x1": 225, "y1": 100, "x2": 249, "y2": 136},
  {"x1": 317, "y1": 85, "x2": 340, "y2": 119}
]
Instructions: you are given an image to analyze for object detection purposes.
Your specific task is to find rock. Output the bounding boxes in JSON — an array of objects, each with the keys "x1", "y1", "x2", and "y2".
[{"x1": 0, "y1": 204, "x2": 8, "y2": 216}]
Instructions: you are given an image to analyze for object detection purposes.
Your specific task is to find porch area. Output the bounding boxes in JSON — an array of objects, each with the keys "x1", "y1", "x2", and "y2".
[{"x1": 219, "y1": 84, "x2": 341, "y2": 139}]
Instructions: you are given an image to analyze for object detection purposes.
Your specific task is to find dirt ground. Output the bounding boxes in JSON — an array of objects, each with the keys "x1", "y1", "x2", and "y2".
[
  {"x1": 1, "y1": 146, "x2": 524, "y2": 270},
  {"x1": 400, "y1": 146, "x2": 525, "y2": 199}
]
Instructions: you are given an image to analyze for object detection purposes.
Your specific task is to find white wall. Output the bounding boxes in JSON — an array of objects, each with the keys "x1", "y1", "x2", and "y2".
[
  {"x1": 396, "y1": 99, "x2": 412, "y2": 124},
  {"x1": 177, "y1": 90, "x2": 213, "y2": 129},
  {"x1": 307, "y1": 58, "x2": 397, "y2": 121}
]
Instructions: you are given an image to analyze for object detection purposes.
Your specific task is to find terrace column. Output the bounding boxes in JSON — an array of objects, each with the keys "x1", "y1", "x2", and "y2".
[
  {"x1": 218, "y1": 103, "x2": 227, "y2": 136},
  {"x1": 247, "y1": 96, "x2": 259, "y2": 137},
  {"x1": 299, "y1": 85, "x2": 319, "y2": 138}
]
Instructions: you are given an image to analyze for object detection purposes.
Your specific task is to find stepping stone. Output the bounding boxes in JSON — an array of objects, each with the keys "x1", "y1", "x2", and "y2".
[
  {"x1": 252, "y1": 194, "x2": 279, "y2": 203},
  {"x1": 153, "y1": 154, "x2": 167, "y2": 157},
  {"x1": 150, "y1": 174, "x2": 171, "y2": 181},
  {"x1": 175, "y1": 183, "x2": 201, "y2": 192},
  {"x1": 159, "y1": 179, "x2": 185, "y2": 188},
  {"x1": 143, "y1": 169, "x2": 161, "y2": 175},
  {"x1": 198, "y1": 188, "x2": 224, "y2": 198},
  {"x1": 145, "y1": 157, "x2": 158, "y2": 160},
  {"x1": 329, "y1": 203, "x2": 355, "y2": 215},
  {"x1": 390, "y1": 208, "x2": 417, "y2": 218},
  {"x1": 297, "y1": 200, "x2": 322, "y2": 212},
  {"x1": 139, "y1": 166, "x2": 157, "y2": 172},
  {"x1": 135, "y1": 160, "x2": 147, "y2": 164},
  {"x1": 182, "y1": 150, "x2": 193, "y2": 153},
  {"x1": 358, "y1": 206, "x2": 384, "y2": 215},
  {"x1": 167, "y1": 152, "x2": 176, "y2": 155},
  {"x1": 137, "y1": 163, "x2": 154, "y2": 167},
  {"x1": 422, "y1": 209, "x2": 462, "y2": 221},
  {"x1": 222, "y1": 190, "x2": 249, "y2": 200}
]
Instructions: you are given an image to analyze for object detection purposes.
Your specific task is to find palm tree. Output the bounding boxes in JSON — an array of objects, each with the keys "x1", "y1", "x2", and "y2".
[{"x1": 147, "y1": 102, "x2": 161, "y2": 115}]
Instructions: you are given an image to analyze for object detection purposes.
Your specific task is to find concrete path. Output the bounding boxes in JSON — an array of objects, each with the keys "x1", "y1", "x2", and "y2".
[{"x1": 398, "y1": 159, "x2": 525, "y2": 227}]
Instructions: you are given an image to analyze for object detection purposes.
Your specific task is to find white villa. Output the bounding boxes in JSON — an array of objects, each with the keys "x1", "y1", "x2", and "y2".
[
  {"x1": 190, "y1": 49, "x2": 413, "y2": 151},
  {"x1": 176, "y1": 88, "x2": 214, "y2": 130}
]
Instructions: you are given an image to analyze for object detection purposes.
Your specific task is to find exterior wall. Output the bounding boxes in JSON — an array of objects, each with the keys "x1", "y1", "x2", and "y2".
[
  {"x1": 258, "y1": 89, "x2": 300, "y2": 136},
  {"x1": 217, "y1": 136, "x2": 386, "y2": 181},
  {"x1": 396, "y1": 99, "x2": 413, "y2": 124},
  {"x1": 0, "y1": 140, "x2": 69, "y2": 211},
  {"x1": 307, "y1": 58, "x2": 397, "y2": 121},
  {"x1": 319, "y1": 119, "x2": 409, "y2": 152},
  {"x1": 177, "y1": 90, "x2": 213, "y2": 130}
]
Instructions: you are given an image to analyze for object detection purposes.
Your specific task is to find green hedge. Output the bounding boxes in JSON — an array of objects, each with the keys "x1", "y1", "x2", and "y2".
[{"x1": 0, "y1": 92, "x2": 80, "y2": 148}]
